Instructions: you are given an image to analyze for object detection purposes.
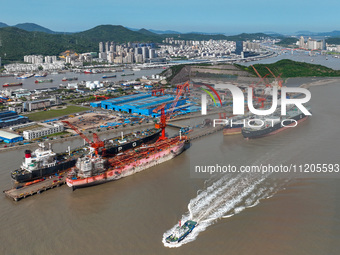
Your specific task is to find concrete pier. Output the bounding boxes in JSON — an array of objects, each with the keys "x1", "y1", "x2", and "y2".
[{"x1": 3, "y1": 174, "x2": 67, "y2": 202}]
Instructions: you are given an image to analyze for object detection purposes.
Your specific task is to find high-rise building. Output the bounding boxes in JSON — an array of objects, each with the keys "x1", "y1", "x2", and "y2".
[
  {"x1": 99, "y1": 42, "x2": 104, "y2": 53},
  {"x1": 322, "y1": 39, "x2": 326, "y2": 50},
  {"x1": 105, "y1": 42, "x2": 109, "y2": 53},
  {"x1": 299, "y1": 36, "x2": 305, "y2": 48},
  {"x1": 135, "y1": 47, "x2": 142, "y2": 56},
  {"x1": 99, "y1": 52, "x2": 107, "y2": 60},
  {"x1": 142, "y1": 47, "x2": 149, "y2": 60},
  {"x1": 235, "y1": 41, "x2": 243, "y2": 55},
  {"x1": 149, "y1": 49, "x2": 156, "y2": 59},
  {"x1": 110, "y1": 42, "x2": 115, "y2": 53},
  {"x1": 135, "y1": 54, "x2": 143, "y2": 63}
]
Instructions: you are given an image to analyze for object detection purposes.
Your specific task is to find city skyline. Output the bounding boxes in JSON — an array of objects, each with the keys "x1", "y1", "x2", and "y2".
[{"x1": 1, "y1": 0, "x2": 339, "y2": 34}]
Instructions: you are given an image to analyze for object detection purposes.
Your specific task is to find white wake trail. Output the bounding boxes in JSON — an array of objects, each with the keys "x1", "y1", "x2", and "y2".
[{"x1": 163, "y1": 172, "x2": 287, "y2": 248}]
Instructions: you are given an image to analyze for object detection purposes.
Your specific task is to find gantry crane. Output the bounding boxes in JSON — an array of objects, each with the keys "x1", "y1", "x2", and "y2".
[{"x1": 151, "y1": 88, "x2": 165, "y2": 96}]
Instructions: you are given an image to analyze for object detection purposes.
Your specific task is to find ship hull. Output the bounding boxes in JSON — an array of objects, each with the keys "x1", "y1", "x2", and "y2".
[
  {"x1": 242, "y1": 113, "x2": 308, "y2": 139},
  {"x1": 104, "y1": 130, "x2": 161, "y2": 155},
  {"x1": 11, "y1": 159, "x2": 77, "y2": 183},
  {"x1": 223, "y1": 127, "x2": 242, "y2": 135},
  {"x1": 67, "y1": 141, "x2": 185, "y2": 189},
  {"x1": 11, "y1": 129, "x2": 160, "y2": 183}
]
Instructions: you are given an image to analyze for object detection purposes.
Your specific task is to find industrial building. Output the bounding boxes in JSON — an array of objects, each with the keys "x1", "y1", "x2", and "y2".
[
  {"x1": 0, "y1": 130, "x2": 24, "y2": 143},
  {"x1": 0, "y1": 111, "x2": 29, "y2": 128},
  {"x1": 23, "y1": 123, "x2": 64, "y2": 140},
  {"x1": 90, "y1": 93, "x2": 187, "y2": 116},
  {"x1": 22, "y1": 96, "x2": 61, "y2": 112}
]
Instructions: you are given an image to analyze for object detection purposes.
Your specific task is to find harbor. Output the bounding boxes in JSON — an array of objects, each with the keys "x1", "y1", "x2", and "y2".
[{"x1": 0, "y1": 82, "x2": 338, "y2": 254}]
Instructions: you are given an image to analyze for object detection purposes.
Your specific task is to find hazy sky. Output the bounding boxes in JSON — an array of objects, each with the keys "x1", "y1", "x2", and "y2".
[{"x1": 1, "y1": 0, "x2": 339, "y2": 34}]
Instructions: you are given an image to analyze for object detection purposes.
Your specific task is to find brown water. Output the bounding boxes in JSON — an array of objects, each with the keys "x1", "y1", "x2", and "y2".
[{"x1": 0, "y1": 83, "x2": 340, "y2": 254}]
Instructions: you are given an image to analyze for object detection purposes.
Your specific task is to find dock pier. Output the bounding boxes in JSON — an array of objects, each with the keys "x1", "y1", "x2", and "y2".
[
  {"x1": 188, "y1": 125, "x2": 224, "y2": 141},
  {"x1": 3, "y1": 174, "x2": 67, "y2": 202}
]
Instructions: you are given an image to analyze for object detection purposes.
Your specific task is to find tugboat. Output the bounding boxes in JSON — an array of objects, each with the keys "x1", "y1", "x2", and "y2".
[{"x1": 166, "y1": 220, "x2": 198, "y2": 243}]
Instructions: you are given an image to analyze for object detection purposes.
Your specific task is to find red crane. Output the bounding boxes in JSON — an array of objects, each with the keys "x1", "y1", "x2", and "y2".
[
  {"x1": 94, "y1": 95, "x2": 110, "y2": 101},
  {"x1": 265, "y1": 67, "x2": 283, "y2": 88},
  {"x1": 152, "y1": 81, "x2": 190, "y2": 141},
  {"x1": 176, "y1": 82, "x2": 190, "y2": 95},
  {"x1": 61, "y1": 120, "x2": 105, "y2": 155},
  {"x1": 153, "y1": 103, "x2": 167, "y2": 141},
  {"x1": 152, "y1": 88, "x2": 165, "y2": 96},
  {"x1": 250, "y1": 65, "x2": 270, "y2": 108}
]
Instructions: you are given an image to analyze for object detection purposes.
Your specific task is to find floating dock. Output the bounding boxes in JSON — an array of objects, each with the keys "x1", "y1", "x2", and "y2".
[{"x1": 3, "y1": 174, "x2": 67, "y2": 202}]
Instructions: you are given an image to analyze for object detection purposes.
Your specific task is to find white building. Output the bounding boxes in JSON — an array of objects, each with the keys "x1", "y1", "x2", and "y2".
[
  {"x1": 23, "y1": 123, "x2": 64, "y2": 140},
  {"x1": 85, "y1": 81, "x2": 103, "y2": 90}
]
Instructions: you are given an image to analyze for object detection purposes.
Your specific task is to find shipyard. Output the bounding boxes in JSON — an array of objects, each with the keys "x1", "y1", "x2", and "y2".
[{"x1": 0, "y1": 2, "x2": 340, "y2": 254}]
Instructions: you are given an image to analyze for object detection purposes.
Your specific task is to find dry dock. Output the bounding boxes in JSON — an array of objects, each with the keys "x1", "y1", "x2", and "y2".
[{"x1": 3, "y1": 174, "x2": 67, "y2": 202}]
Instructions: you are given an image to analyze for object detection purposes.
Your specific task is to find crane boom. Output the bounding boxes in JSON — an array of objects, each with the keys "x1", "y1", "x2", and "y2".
[
  {"x1": 251, "y1": 65, "x2": 266, "y2": 86},
  {"x1": 62, "y1": 120, "x2": 92, "y2": 144},
  {"x1": 152, "y1": 81, "x2": 190, "y2": 141},
  {"x1": 62, "y1": 120, "x2": 105, "y2": 155}
]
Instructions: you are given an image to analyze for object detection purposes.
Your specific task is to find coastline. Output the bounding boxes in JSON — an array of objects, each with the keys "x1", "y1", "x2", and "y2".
[{"x1": 298, "y1": 77, "x2": 340, "y2": 88}]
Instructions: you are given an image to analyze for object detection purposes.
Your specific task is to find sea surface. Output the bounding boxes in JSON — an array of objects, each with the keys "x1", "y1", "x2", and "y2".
[
  {"x1": 0, "y1": 68, "x2": 164, "y2": 91},
  {"x1": 0, "y1": 79, "x2": 339, "y2": 254},
  {"x1": 243, "y1": 50, "x2": 340, "y2": 70}
]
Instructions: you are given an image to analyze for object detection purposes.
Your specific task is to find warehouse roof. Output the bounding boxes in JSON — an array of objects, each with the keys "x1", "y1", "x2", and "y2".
[{"x1": 0, "y1": 130, "x2": 23, "y2": 139}]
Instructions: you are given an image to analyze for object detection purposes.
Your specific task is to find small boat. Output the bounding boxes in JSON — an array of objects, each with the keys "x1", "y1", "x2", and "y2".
[
  {"x1": 17, "y1": 73, "x2": 34, "y2": 79},
  {"x1": 121, "y1": 73, "x2": 134, "y2": 76},
  {"x1": 102, "y1": 75, "x2": 117, "y2": 79},
  {"x1": 62, "y1": 77, "x2": 78, "y2": 82},
  {"x1": 35, "y1": 79, "x2": 53, "y2": 83},
  {"x1": 35, "y1": 72, "x2": 47, "y2": 77},
  {"x1": 166, "y1": 220, "x2": 197, "y2": 243}
]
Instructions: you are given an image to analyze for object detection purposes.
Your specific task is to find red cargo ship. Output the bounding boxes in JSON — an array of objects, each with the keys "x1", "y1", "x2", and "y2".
[{"x1": 2, "y1": 83, "x2": 23, "y2": 87}]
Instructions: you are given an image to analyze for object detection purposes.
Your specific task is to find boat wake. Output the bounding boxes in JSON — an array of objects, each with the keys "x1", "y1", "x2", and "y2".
[{"x1": 162, "y1": 172, "x2": 289, "y2": 248}]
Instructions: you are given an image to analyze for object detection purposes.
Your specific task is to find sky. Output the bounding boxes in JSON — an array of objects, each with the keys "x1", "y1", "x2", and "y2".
[{"x1": 1, "y1": 0, "x2": 339, "y2": 34}]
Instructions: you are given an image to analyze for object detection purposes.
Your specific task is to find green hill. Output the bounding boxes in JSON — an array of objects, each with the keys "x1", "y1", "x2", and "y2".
[
  {"x1": 77, "y1": 25, "x2": 161, "y2": 43},
  {"x1": 236, "y1": 59, "x2": 340, "y2": 78},
  {"x1": 225, "y1": 33, "x2": 271, "y2": 41},
  {"x1": 162, "y1": 32, "x2": 272, "y2": 42},
  {"x1": 14, "y1": 23, "x2": 56, "y2": 34},
  {"x1": 0, "y1": 22, "x2": 8, "y2": 28},
  {"x1": 0, "y1": 25, "x2": 162, "y2": 62},
  {"x1": 138, "y1": 28, "x2": 160, "y2": 36},
  {"x1": 164, "y1": 33, "x2": 228, "y2": 41}
]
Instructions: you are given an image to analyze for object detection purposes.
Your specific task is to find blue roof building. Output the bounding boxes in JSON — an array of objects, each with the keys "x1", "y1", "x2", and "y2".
[{"x1": 91, "y1": 93, "x2": 187, "y2": 116}]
